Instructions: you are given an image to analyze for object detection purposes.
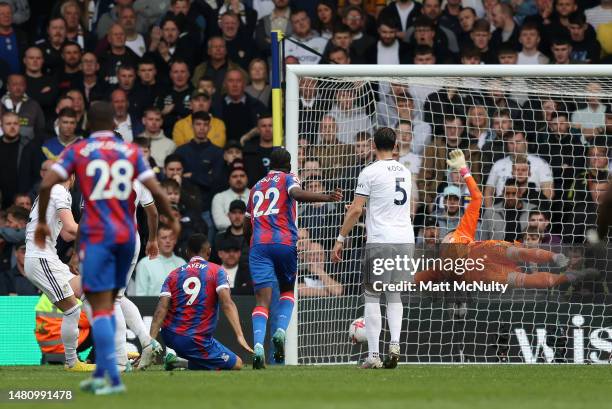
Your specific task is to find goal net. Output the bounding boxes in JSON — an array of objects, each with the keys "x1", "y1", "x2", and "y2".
[{"x1": 284, "y1": 65, "x2": 612, "y2": 365}]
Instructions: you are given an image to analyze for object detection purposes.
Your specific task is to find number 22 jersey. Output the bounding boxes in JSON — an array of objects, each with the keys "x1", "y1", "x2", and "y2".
[{"x1": 246, "y1": 170, "x2": 300, "y2": 247}]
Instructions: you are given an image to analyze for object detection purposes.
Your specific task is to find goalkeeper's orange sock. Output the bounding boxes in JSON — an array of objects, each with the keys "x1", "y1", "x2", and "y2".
[
  {"x1": 509, "y1": 247, "x2": 555, "y2": 264},
  {"x1": 510, "y1": 272, "x2": 569, "y2": 289}
]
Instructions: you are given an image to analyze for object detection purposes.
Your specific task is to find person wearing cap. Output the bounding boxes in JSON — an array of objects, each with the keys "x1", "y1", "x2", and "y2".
[
  {"x1": 212, "y1": 159, "x2": 250, "y2": 233},
  {"x1": 0, "y1": 241, "x2": 39, "y2": 295},
  {"x1": 172, "y1": 90, "x2": 227, "y2": 149},
  {"x1": 212, "y1": 199, "x2": 249, "y2": 268},
  {"x1": 216, "y1": 235, "x2": 252, "y2": 294},
  {"x1": 435, "y1": 184, "x2": 464, "y2": 238}
]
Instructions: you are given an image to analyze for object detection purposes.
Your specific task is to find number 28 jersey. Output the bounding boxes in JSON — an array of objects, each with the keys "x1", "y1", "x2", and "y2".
[
  {"x1": 355, "y1": 159, "x2": 415, "y2": 244},
  {"x1": 52, "y1": 131, "x2": 154, "y2": 245},
  {"x1": 246, "y1": 170, "x2": 300, "y2": 247}
]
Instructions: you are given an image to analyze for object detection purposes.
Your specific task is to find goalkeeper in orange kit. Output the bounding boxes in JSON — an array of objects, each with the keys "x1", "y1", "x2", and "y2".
[{"x1": 415, "y1": 150, "x2": 592, "y2": 289}]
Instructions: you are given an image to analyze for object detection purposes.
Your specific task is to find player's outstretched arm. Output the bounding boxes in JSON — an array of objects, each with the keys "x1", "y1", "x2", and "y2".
[
  {"x1": 143, "y1": 203, "x2": 159, "y2": 259},
  {"x1": 332, "y1": 195, "x2": 367, "y2": 262},
  {"x1": 140, "y1": 177, "x2": 181, "y2": 238},
  {"x1": 34, "y1": 170, "x2": 66, "y2": 248},
  {"x1": 446, "y1": 149, "x2": 482, "y2": 241},
  {"x1": 218, "y1": 288, "x2": 253, "y2": 353},
  {"x1": 149, "y1": 295, "x2": 170, "y2": 340},
  {"x1": 290, "y1": 187, "x2": 343, "y2": 203}
]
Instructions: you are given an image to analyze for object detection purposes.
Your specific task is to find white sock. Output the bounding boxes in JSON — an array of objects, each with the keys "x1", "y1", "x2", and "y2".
[
  {"x1": 114, "y1": 301, "x2": 128, "y2": 367},
  {"x1": 386, "y1": 302, "x2": 403, "y2": 344},
  {"x1": 61, "y1": 304, "x2": 81, "y2": 366},
  {"x1": 119, "y1": 297, "x2": 152, "y2": 347},
  {"x1": 364, "y1": 302, "x2": 382, "y2": 359}
]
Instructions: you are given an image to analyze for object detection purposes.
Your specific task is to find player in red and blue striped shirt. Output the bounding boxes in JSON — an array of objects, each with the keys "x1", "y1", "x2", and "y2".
[
  {"x1": 246, "y1": 148, "x2": 342, "y2": 368},
  {"x1": 149, "y1": 234, "x2": 252, "y2": 370},
  {"x1": 34, "y1": 102, "x2": 178, "y2": 395}
]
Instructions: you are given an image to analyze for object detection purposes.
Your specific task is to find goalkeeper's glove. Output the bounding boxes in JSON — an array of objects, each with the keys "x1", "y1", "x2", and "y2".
[
  {"x1": 553, "y1": 253, "x2": 569, "y2": 268},
  {"x1": 446, "y1": 149, "x2": 468, "y2": 174}
]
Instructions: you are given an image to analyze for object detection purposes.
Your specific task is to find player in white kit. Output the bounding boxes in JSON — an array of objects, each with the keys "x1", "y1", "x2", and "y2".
[
  {"x1": 24, "y1": 173, "x2": 95, "y2": 371},
  {"x1": 333, "y1": 127, "x2": 415, "y2": 369}
]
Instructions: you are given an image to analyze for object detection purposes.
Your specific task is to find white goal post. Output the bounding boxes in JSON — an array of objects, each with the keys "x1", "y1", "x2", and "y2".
[{"x1": 284, "y1": 65, "x2": 612, "y2": 365}]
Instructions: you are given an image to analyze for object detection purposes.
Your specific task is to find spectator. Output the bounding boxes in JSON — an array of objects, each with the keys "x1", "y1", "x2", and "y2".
[
  {"x1": 296, "y1": 228, "x2": 342, "y2": 297},
  {"x1": 511, "y1": 154, "x2": 552, "y2": 209},
  {"x1": 96, "y1": 0, "x2": 146, "y2": 42},
  {"x1": 130, "y1": 58, "x2": 162, "y2": 113},
  {"x1": 491, "y1": 3, "x2": 519, "y2": 50},
  {"x1": 212, "y1": 199, "x2": 249, "y2": 266},
  {"x1": 396, "y1": 119, "x2": 422, "y2": 177},
  {"x1": 328, "y1": 46, "x2": 351, "y2": 64},
  {"x1": 0, "y1": 113, "x2": 41, "y2": 208},
  {"x1": 23, "y1": 46, "x2": 57, "y2": 119},
  {"x1": 173, "y1": 91, "x2": 226, "y2": 149},
  {"x1": 326, "y1": 88, "x2": 373, "y2": 144},
  {"x1": 341, "y1": 6, "x2": 376, "y2": 63},
  {"x1": 0, "y1": 205, "x2": 27, "y2": 272},
  {"x1": 255, "y1": 0, "x2": 292, "y2": 56},
  {"x1": 216, "y1": 236, "x2": 252, "y2": 294},
  {"x1": 211, "y1": 160, "x2": 250, "y2": 233},
  {"x1": 42, "y1": 107, "x2": 80, "y2": 160},
  {"x1": 481, "y1": 109, "x2": 513, "y2": 174},
  {"x1": 366, "y1": 17, "x2": 411, "y2": 64},
  {"x1": 0, "y1": 241, "x2": 38, "y2": 295},
  {"x1": 174, "y1": 111, "x2": 225, "y2": 233},
  {"x1": 163, "y1": 154, "x2": 204, "y2": 222},
  {"x1": 440, "y1": 0, "x2": 462, "y2": 36},
  {"x1": 2, "y1": 74, "x2": 45, "y2": 144},
  {"x1": 116, "y1": 65, "x2": 141, "y2": 118},
  {"x1": 470, "y1": 19, "x2": 496, "y2": 64},
  {"x1": 217, "y1": 0, "x2": 258, "y2": 38},
  {"x1": 134, "y1": 225, "x2": 185, "y2": 296},
  {"x1": 462, "y1": 44, "x2": 483, "y2": 64},
  {"x1": 57, "y1": 42, "x2": 82, "y2": 93},
  {"x1": 220, "y1": 11, "x2": 258, "y2": 71},
  {"x1": 156, "y1": 59, "x2": 193, "y2": 137},
  {"x1": 323, "y1": 24, "x2": 360, "y2": 63},
  {"x1": 517, "y1": 22, "x2": 549, "y2": 64},
  {"x1": 420, "y1": 115, "x2": 481, "y2": 205},
  {"x1": 550, "y1": 35, "x2": 576, "y2": 64},
  {"x1": 192, "y1": 36, "x2": 244, "y2": 94},
  {"x1": 35, "y1": 17, "x2": 66, "y2": 76},
  {"x1": 565, "y1": 140, "x2": 609, "y2": 204},
  {"x1": 466, "y1": 103, "x2": 494, "y2": 149},
  {"x1": 111, "y1": 88, "x2": 143, "y2": 142},
  {"x1": 309, "y1": 115, "x2": 355, "y2": 182},
  {"x1": 563, "y1": 175, "x2": 609, "y2": 242},
  {"x1": 407, "y1": 0, "x2": 460, "y2": 56},
  {"x1": 119, "y1": 6, "x2": 146, "y2": 57},
  {"x1": 284, "y1": 9, "x2": 327, "y2": 64},
  {"x1": 245, "y1": 59, "x2": 271, "y2": 108},
  {"x1": 79, "y1": 52, "x2": 109, "y2": 104},
  {"x1": 99, "y1": 24, "x2": 140, "y2": 87},
  {"x1": 148, "y1": 16, "x2": 194, "y2": 73},
  {"x1": 313, "y1": 0, "x2": 338, "y2": 39},
  {"x1": 298, "y1": 76, "x2": 331, "y2": 141},
  {"x1": 243, "y1": 114, "x2": 274, "y2": 186},
  {"x1": 12, "y1": 192, "x2": 31, "y2": 211},
  {"x1": 481, "y1": 178, "x2": 538, "y2": 242},
  {"x1": 435, "y1": 185, "x2": 463, "y2": 238},
  {"x1": 417, "y1": 215, "x2": 440, "y2": 245},
  {"x1": 567, "y1": 11, "x2": 601, "y2": 63},
  {"x1": 218, "y1": 69, "x2": 265, "y2": 143},
  {"x1": 497, "y1": 42, "x2": 518, "y2": 64},
  {"x1": 484, "y1": 131, "x2": 554, "y2": 208},
  {"x1": 571, "y1": 82, "x2": 607, "y2": 135},
  {"x1": 66, "y1": 89, "x2": 87, "y2": 133},
  {"x1": 409, "y1": 16, "x2": 454, "y2": 63},
  {"x1": 528, "y1": 210, "x2": 562, "y2": 244},
  {"x1": 299, "y1": 175, "x2": 340, "y2": 248},
  {"x1": 458, "y1": 7, "x2": 477, "y2": 48},
  {"x1": 60, "y1": 0, "x2": 92, "y2": 50},
  {"x1": 585, "y1": 0, "x2": 612, "y2": 30},
  {"x1": 378, "y1": 0, "x2": 422, "y2": 41},
  {"x1": 138, "y1": 107, "x2": 176, "y2": 166},
  {"x1": 0, "y1": 1, "x2": 26, "y2": 74}
]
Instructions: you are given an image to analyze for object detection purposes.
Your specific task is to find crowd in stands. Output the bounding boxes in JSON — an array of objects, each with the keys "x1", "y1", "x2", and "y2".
[{"x1": 0, "y1": 0, "x2": 610, "y2": 299}]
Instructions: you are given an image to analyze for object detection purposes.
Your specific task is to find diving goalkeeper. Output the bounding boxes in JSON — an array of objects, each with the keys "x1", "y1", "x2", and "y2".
[{"x1": 415, "y1": 150, "x2": 593, "y2": 289}]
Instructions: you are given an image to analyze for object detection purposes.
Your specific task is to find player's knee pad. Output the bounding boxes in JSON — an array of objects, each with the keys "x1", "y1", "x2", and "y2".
[{"x1": 384, "y1": 291, "x2": 402, "y2": 304}]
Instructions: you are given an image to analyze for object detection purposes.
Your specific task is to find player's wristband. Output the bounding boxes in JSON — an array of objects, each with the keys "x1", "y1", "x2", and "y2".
[
  {"x1": 459, "y1": 167, "x2": 470, "y2": 178},
  {"x1": 337, "y1": 234, "x2": 346, "y2": 243}
]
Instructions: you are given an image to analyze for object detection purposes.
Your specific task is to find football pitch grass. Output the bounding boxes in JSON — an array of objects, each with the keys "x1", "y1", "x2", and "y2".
[{"x1": 1, "y1": 365, "x2": 611, "y2": 409}]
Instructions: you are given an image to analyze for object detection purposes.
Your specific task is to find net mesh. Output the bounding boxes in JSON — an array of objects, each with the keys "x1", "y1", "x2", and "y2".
[{"x1": 294, "y1": 75, "x2": 612, "y2": 364}]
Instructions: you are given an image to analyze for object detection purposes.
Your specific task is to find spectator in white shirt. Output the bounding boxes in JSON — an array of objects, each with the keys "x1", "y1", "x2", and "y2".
[
  {"x1": 284, "y1": 9, "x2": 327, "y2": 64},
  {"x1": 585, "y1": 0, "x2": 612, "y2": 30},
  {"x1": 571, "y1": 82, "x2": 607, "y2": 136},
  {"x1": 517, "y1": 22, "x2": 549, "y2": 64},
  {"x1": 484, "y1": 131, "x2": 554, "y2": 207},
  {"x1": 327, "y1": 88, "x2": 373, "y2": 144},
  {"x1": 211, "y1": 159, "x2": 250, "y2": 233}
]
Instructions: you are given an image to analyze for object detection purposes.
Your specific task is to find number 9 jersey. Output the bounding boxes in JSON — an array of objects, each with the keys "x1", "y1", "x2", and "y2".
[
  {"x1": 246, "y1": 170, "x2": 301, "y2": 247},
  {"x1": 52, "y1": 130, "x2": 155, "y2": 245}
]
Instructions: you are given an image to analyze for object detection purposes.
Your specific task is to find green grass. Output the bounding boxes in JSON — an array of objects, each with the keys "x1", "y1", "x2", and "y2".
[{"x1": 1, "y1": 365, "x2": 611, "y2": 409}]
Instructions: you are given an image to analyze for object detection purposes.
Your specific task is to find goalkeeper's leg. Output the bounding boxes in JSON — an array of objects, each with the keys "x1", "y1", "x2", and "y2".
[{"x1": 506, "y1": 271, "x2": 591, "y2": 289}]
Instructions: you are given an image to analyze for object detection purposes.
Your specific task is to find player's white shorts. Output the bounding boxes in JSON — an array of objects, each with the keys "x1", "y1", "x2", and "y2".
[
  {"x1": 117, "y1": 233, "x2": 140, "y2": 297},
  {"x1": 24, "y1": 257, "x2": 75, "y2": 303}
]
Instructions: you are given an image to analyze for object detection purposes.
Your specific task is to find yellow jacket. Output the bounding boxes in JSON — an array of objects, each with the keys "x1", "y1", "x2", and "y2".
[{"x1": 172, "y1": 114, "x2": 227, "y2": 148}]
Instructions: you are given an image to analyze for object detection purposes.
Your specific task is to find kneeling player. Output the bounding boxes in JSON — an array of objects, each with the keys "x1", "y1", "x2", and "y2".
[{"x1": 149, "y1": 234, "x2": 252, "y2": 370}]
